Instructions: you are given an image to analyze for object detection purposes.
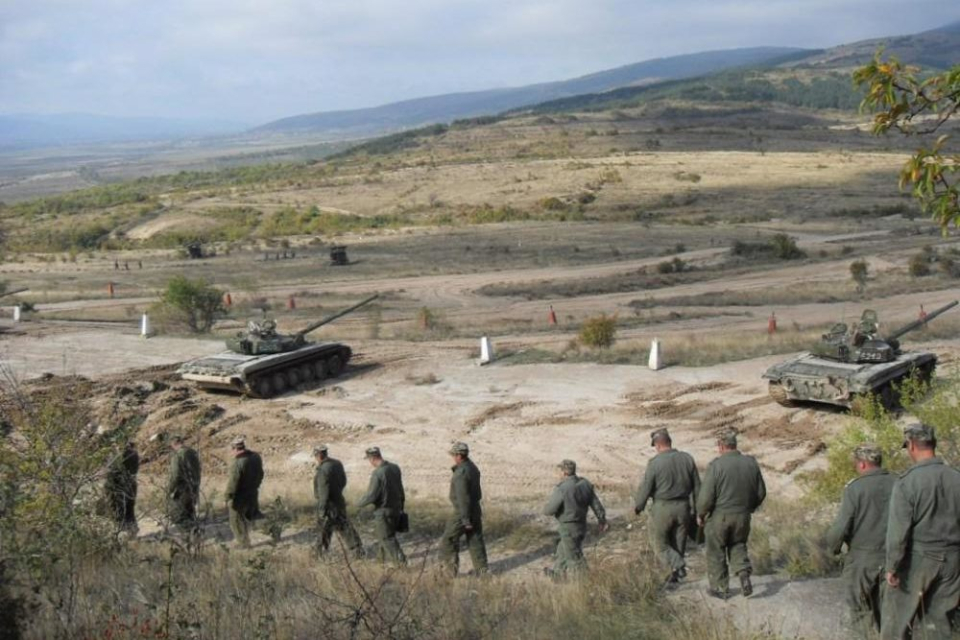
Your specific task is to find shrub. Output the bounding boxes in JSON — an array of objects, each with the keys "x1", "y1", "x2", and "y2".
[
  {"x1": 850, "y1": 259, "x2": 869, "y2": 289},
  {"x1": 157, "y1": 276, "x2": 225, "y2": 333},
  {"x1": 770, "y1": 233, "x2": 806, "y2": 259},
  {"x1": 908, "y1": 253, "x2": 931, "y2": 277},
  {"x1": 579, "y1": 314, "x2": 617, "y2": 349}
]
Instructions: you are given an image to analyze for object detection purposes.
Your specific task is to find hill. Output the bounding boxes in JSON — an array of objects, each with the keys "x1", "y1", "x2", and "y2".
[{"x1": 251, "y1": 47, "x2": 807, "y2": 137}]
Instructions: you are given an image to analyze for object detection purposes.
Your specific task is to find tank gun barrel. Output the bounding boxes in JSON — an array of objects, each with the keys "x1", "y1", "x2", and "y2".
[
  {"x1": 295, "y1": 294, "x2": 379, "y2": 338},
  {"x1": 0, "y1": 288, "x2": 29, "y2": 299},
  {"x1": 888, "y1": 300, "x2": 958, "y2": 341}
]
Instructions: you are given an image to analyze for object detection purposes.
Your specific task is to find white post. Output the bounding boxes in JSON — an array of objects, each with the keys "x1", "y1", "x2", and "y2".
[
  {"x1": 12, "y1": 305, "x2": 20, "y2": 323},
  {"x1": 648, "y1": 339, "x2": 662, "y2": 371},
  {"x1": 479, "y1": 336, "x2": 494, "y2": 365},
  {"x1": 141, "y1": 313, "x2": 151, "y2": 338}
]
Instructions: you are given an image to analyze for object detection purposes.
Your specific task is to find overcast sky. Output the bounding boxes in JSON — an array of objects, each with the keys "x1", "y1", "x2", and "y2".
[{"x1": 1, "y1": 0, "x2": 956, "y2": 125}]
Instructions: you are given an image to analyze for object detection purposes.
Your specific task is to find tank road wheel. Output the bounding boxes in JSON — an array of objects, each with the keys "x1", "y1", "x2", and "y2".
[
  {"x1": 254, "y1": 377, "x2": 273, "y2": 399},
  {"x1": 768, "y1": 382, "x2": 795, "y2": 407},
  {"x1": 286, "y1": 369, "x2": 300, "y2": 388},
  {"x1": 272, "y1": 373, "x2": 287, "y2": 394},
  {"x1": 312, "y1": 360, "x2": 328, "y2": 380},
  {"x1": 298, "y1": 364, "x2": 314, "y2": 382},
  {"x1": 327, "y1": 355, "x2": 343, "y2": 378}
]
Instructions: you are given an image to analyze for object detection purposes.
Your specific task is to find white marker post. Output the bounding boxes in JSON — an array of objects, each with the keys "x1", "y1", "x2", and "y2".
[
  {"x1": 140, "y1": 313, "x2": 151, "y2": 338},
  {"x1": 12, "y1": 305, "x2": 21, "y2": 323},
  {"x1": 479, "y1": 336, "x2": 494, "y2": 365},
  {"x1": 648, "y1": 339, "x2": 663, "y2": 371}
]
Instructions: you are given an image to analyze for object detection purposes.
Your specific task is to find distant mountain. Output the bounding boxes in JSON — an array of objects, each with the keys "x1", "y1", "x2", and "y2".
[
  {"x1": 252, "y1": 47, "x2": 807, "y2": 137},
  {"x1": 0, "y1": 113, "x2": 249, "y2": 150}
]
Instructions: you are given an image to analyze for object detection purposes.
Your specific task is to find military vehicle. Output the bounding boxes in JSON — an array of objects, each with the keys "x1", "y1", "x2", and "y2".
[
  {"x1": 762, "y1": 300, "x2": 958, "y2": 409},
  {"x1": 178, "y1": 295, "x2": 378, "y2": 398}
]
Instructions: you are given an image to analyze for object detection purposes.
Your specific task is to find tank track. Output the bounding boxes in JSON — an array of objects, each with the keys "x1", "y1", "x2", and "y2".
[{"x1": 244, "y1": 348, "x2": 349, "y2": 399}]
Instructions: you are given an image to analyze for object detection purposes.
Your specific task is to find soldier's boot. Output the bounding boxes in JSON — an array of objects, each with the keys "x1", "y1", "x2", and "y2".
[
  {"x1": 677, "y1": 566, "x2": 687, "y2": 579},
  {"x1": 706, "y1": 587, "x2": 729, "y2": 600},
  {"x1": 739, "y1": 571, "x2": 753, "y2": 597},
  {"x1": 662, "y1": 570, "x2": 681, "y2": 591}
]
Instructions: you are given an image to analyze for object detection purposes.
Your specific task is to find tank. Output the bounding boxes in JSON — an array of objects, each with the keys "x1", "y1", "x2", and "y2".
[
  {"x1": 178, "y1": 294, "x2": 378, "y2": 398},
  {"x1": 762, "y1": 300, "x2": 958, "y2": 409}
]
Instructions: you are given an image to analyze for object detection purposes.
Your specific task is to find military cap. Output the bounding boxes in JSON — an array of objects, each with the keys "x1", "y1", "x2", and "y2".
[
  {"x1": 364, "y1": 446, "x2": 382, "y2": 459},
  {"x1": 853, "y1": 443, "x2": 882, "y2": 464},
  {"x1": 716, "y1": 430, "x2": 738, "y2": 447},
  {"x1": 312, "y1": 444, "x2": 329, "y2": 455},
  {"x1": 449, "y1": 442, "x2": 470, "y2": 456},
  {"x1": 558, "y1": 459, "x2": 577, "y2": 474},
  {"x1": 231, "y1": 436, "x2": 246, "y2": 448},
  {"x1": 902, "y1": 423, "x2": 936, "y2": 447},
  {"x1": 650, "y1": 427, "x2": 671, "y2": 446}
]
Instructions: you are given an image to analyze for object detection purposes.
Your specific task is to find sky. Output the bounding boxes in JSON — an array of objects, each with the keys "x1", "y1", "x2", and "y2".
[{"x1": 0, "y1": 0, "x2": 956, "y2": 126}]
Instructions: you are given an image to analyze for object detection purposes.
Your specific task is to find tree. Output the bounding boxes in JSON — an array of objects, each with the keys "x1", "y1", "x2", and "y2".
[
  {"x1": 854, "y1": 53, "x2": 960, "y2": 229},
  {"x1": 850, "y1": 259, "x2": 869, "y2": 291},
  {"x1": 160, "y1": 276, "x2": 225, "y2": 332}
]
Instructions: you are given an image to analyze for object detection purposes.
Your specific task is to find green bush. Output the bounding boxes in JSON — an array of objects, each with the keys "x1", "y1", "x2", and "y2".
[
  {"x1": 909, "y1": 253, "x2": 932, "y2": 277},
  {"x1": 157, "y1": 276, "x2": 225, "y2": 333},
  {"x1": 850, "y1": 259, "x2": 869, "y2": 289},
  {"x1": 579, "y1": 314, "x2": 617, "y2": 349}
]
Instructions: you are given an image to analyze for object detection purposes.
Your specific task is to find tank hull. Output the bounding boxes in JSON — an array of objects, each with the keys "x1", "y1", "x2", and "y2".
[
  {"x1": 762, "y1": 350, "x2": 936, "y2": 408},
  {"x1": 178, "y1": 342, "x2": 352, "y2": 398}
]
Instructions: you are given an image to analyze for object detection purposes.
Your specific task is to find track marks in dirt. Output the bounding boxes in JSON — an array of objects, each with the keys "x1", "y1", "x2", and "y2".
[
  {"x1": 623, "y1": 381, "x2": 734, "y2": 403},
  {"x1": 465, "y1": 401, "x2": 532, "y2": 431}
]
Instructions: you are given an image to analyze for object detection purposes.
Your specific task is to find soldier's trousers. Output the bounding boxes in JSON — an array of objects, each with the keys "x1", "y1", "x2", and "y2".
[
  {"x1": 439, "y1": 516, "x2": 488, "y2": 576},
  {"x1": 843, "y1": 550, "x2": 885, "y2": 632},
  {"x1": 704, "y1": 512, "x2": 752, "y2": 593},
  {"x1": 650, "y1": 500, "x2": 691, "y2": 572},
  {"x1": 229, "y1": 502, "x2": 256, "y2": 548},
  {"x1": 318, "y1": 509, "x2": 365, "y2": 559},
  {"x1": 109, "y1": 487, "x2": 137, "y2": 531},
  {"x1": 169, "y1": 493, "x2": 197, "y2": 526},
  {"x1": 880, "y1": 550, "x2": 960, "y2": 640},
  {"x1": 552, "y1": 521, "x2": 588, "y2": 576},
  {"x1": 373, "y1": 510, "x2": 406, "y2": 566}
]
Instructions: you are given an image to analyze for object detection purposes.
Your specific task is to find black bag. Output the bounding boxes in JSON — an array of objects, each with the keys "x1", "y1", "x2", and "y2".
[{"x1": 397, "y1": 512, "x2": 410, "y2": 533}]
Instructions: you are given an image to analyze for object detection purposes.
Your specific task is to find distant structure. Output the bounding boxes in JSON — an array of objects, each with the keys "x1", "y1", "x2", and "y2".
[
  {"x1": 186, "y1": 242, "x2": 204, "y2": 259},
  {"x1": 330, "y1": 246, "x2": 349, "y2": 266}
]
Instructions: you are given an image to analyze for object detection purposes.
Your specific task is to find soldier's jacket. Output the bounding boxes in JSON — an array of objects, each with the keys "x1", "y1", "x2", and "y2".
[
  {"x1": 635, "y1": 449, "x2": 700, "y2": 512},
  {"x1": 886, "y1": 457, "x2": 960, "y2": 573},
  {"x1": 106, "y1": 445, "x2": 140, "y2": 494},
  {"x1": 167, "y1": 447, "x2": 201, "y2": 499},
  {"x1": 314, "y1": 457, "x2": 348, "y2": 514},
  {"x1": 358, "y1": 461, "x2": 405, "y2": 512},
  {"x1": 826, "y1": 468, "x2": 894, "y2": 554},
  {"x1": 226, "y1": 450, "x2": 264, "y2": 508},
  {"x1": 449, "y1": 458, "x2": 483, "y2": 526},
  {"x1": 696, "y1": 450, "x2": 766, "y2": 516},
  {"x1": 543, "y1": 475, "x2": 607, "y2": 524}
]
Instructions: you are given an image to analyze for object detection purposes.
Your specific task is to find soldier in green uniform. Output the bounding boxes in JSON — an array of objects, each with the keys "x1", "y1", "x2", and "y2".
[
  {"x1": 167, "y1": 435, "x2": 202, "y2": 527},
  {"x1": 313, "y1": 444, "x2": 364, "y2": 559},
  {"x1": 825, "y1": 443, "x2": 894, "y2": 632},
  {"x1": 696, "y1": 430, "x2": 766, "y2": 599},
  {"x1": 225, "y1": 437, "x2": 264, "y2": 549},
  {"x1": 543, "y1": 459, "x2": 608, "y2": 578},
  {"x1": 635, "y1": 427, "x2": 700, "y2": 587},
  {"x1": 105, "y1": 440, "x2": 140, "y2": 534},
  {"x1": 358, "y1": 447, "x2": 407, "y2": 566},
  {"x1": 881, "y1": 424, "x2": 960, "y2": 640},
  {"x1": 439, "y1": 442, "x2": 488, "y2": 576}
]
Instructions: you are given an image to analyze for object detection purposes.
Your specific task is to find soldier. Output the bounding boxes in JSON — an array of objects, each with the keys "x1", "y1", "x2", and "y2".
[
  {"x1": 696, "y1": 430, "x2": 766, "y2": 599},
  {"x1": 224, "y1": 437, "x2": 264, "y2": 549},
  {"x1": 167, "y1": 435, "x2": 202, "y2": 527},
  {"x1": 825, "y1": 443, "x2": 894, "y2": 632},
  {"x1": 881, "y1": 424, "x2": 960, "y2": 640},
  {"x1": 543, "y1": 459, "x2": 608, "y2": 578},
  {"x1": 357, "y1": 447, "x2": 407, "y2": 565},
  {"x1": 634, "y1": 427, "x2": 700, "y2": 587},
  {"x1": 313, "y1": 445, "x2": 365, "y2": 559},
  {"x1": 439, "y1": 442, "x2": 488, "y2": 577},
  {"x1": 105, "y1": 440, "x2": 140, "y2": 534}
]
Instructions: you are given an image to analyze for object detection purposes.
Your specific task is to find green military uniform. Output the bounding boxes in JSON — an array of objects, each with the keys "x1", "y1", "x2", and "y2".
[
  {"x1": 635, "y1": 443, "x2": 700, "y2": 576},
  {"x1": 825, "y1": 450, "x2": 894, "y2": 632},
  {"x1": 696, "y1": 446, "x2": 766, "y2": 596},
  {"x1": 225, "y1": 446, "x2": 264, "y2": 548},
  {"x1": 543, "y1": 461, "x2": 606, "y2": 577},
  {"x1": 358, "y1": 449, "x2": 406, "y2": 565},
  {"x1": 881, "y1": 454, "x2": 960, "y2": 640},
  {"x1": 167, "y1": 445, "x2": 202, "y2": 526},
  {"x1": 314, "y1": 453, "x2": 364, "y2": 558},
  {"x1": 439, "y1": 445, "x2": 488, "y2": 576},
  {"x1": 105, "y1": 443, "x2": 139, "y2": 533}
]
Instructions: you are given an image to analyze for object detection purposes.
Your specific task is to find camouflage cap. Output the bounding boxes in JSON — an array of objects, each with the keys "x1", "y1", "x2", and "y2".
[
  {"x1": 853, "y1": 443, "x2": 883, "y2": 464},
  {"x1": 449, "y1": 442, "x2": 470, "y2": 456},
  {"x1": 231, "y1": 436, "x2": 246, "y2": 448},
  {"x1": 650, "y1": 427, "x2": 671, "y2": 446},
  {"x1": 364, "y1": 446, "x2": 382, "y2": 459},
  {"x1": 902, "y1": 423, "x2": 936, "y2": 447},
  {"x1": 558, "y1": 459, "x2": 577, "y2": 474},
  {"x1": 312, "y1": 444, "x2": 329, "y2": 455},
  {"x1": 716, "y1": 429, "x2": 738, "y2": 448}
]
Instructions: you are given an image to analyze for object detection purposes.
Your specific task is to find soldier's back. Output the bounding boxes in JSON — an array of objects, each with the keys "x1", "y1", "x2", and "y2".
[
  {"x1": 650, "y1": 450, "x2": 697, "y2": 500},
  {"x1": 899, "y1": 459, "x2": 960, "y2": 548},
  {"x1": 709, "y1": 452, "x2": 763, "y2": 514},
  {"x1": 846, "y1": 470, "x2": 894, "y2": 550}
]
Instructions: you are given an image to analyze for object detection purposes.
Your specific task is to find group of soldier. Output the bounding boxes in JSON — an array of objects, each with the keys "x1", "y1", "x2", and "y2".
[{"x1": 104, "y1": 420, "x2": 960, "y2": 639}]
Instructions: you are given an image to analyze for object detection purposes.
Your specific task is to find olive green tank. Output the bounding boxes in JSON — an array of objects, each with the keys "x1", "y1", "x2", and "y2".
[
  {"x1": 178, "y1": 295, "x2": 378, "y2": 398},
  {"x1": 762, "y1": 300, "x2": 957, "y2": 409}
]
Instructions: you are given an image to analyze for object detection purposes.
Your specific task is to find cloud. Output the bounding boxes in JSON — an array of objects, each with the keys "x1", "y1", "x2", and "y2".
[{"x1": 0, "y1": 0, "x2": 956, "y2": 123}]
